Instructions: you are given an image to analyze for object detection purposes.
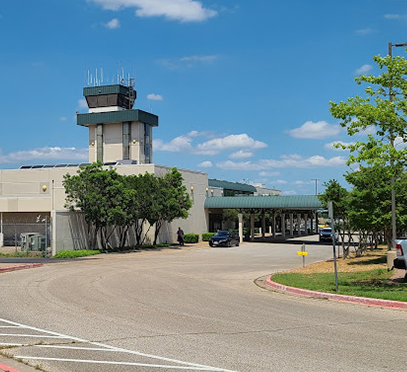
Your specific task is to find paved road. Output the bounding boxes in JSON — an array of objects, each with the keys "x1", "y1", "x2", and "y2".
[{"x1": 0, "y1": 239, "x2": 406, "y2": 372}]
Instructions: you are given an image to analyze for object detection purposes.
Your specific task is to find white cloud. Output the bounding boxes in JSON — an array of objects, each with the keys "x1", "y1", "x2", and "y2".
[
  {"x1": 0, "y1": 147, "x2": 88, "y2": 164},
  {"x1": 216, "y1": 154, "x2": 346, "y2": 170},
  {"x1": 283, "y1": 190, "x2": 297, "y2": 196},
  {"x1": 355, "y1": 64, "x2": 373, "y2": 74},
  {"x1": 159, "y1": 55, "x2": 218, "y2": 70},
  {"x1": 272, "y1": 179, "x2": 288, "y2": 185},
  {"x1": 287, "y1": 121, "x2": 341, "y2": 139},
  {"x1": 154, "y1": 132, "x2": 267, "y2": 156},
  {"x1": 384, "y1": 14, "x2": 402, "y2": 20},
  {"x1": 180, "y1": 55, "x2": 217, "y2": 63},
  {"x1": 59, "y1": 117, "x2": 67, "y2": 121},
  {"x1": 104, "y1": 18, "x2": 120, "y2": 29},
  {"x1": 196, "y1": 134, "x2": 267, "y2": 154},
  {"x1": 355, "y1": 28, "x2": 373, "y2": 35},
  {"x1": 147, "y1": 93, "x2": 163, "y2": 101},
  {"x1": 229, "y1": 150, "x2": 253, "y2": 159},
  {"x1": 216, "y1": 160, "x2": 265, "y2": 171},
  {"x1": 88, "y1": 0, "x2": 217, "y2": 22},
  {"x1": 259, "y1": 171, "x2": 280, "y2": 177},
  {"x1": 197, "y1": 161, "x2": 212, "y2": 168},
  {"x1": 324, "y1": 141, "x2": 354, "y2": 151},
  {"x1": 153, "y1": 135, "x2": 194, "y2": 153}
]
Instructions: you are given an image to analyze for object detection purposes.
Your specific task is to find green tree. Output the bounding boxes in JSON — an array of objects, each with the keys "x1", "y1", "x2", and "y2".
[
  {"x1": 63, "y1": 162, "x2": 125, "y2": 250},
  {"x1": 148, "y1": 168, "x2": 192, "y2": 245},
  {"x1": 330, "y1": 54, "x2": 407, "y2": 248}
]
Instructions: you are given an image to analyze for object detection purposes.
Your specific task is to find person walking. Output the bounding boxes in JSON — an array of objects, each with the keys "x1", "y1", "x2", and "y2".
[{"x1": 177, "y1": 227, "x2": 184, "y2": 246}]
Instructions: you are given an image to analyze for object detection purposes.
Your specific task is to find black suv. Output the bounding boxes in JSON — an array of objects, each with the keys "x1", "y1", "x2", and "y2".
[{"x1": 209, "y1": 231, "x2": 240, "y2": 247}]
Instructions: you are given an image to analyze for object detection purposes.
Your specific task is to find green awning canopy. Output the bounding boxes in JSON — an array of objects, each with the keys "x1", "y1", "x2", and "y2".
[{"x1": 204, "y1": 195, "x2": 322, "y2": 210}]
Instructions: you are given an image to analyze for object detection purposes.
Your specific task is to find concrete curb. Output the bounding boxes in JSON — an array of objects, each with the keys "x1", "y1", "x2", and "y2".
[
  {"x1": 0, "y1": 361, "x2": 25, "y2": 372},
  {"x1": 0, "y1": 264, "x2": 43, "y2": 273},
  {"x1": 265, "y1": 275, "x2": 407, "y2": 310}
]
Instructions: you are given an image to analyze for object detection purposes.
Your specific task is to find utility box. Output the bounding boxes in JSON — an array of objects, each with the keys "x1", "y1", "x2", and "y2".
[{"x1": 20, "y1": 233, "x2": 46, "y2": 251}]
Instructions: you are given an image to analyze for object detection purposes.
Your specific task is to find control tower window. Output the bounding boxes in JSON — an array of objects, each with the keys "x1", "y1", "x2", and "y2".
[
  {"x1": 123, "y1": 122, "x2": 130, "y2": 160},
  {"x1": 144, "y1": 124, "x2": 150, "y2": 163}
]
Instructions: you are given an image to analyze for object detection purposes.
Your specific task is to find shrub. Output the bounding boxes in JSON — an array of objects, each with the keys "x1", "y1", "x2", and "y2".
[
  {"x1": 53, "y1": 250, "x2": 101, "y2": 259},
  {"x1": 184, "y1": 234, "x2": 199, "y2": 243},
  {"x1": 202, "y1": 232, "x2": 215, "y2": 241}
]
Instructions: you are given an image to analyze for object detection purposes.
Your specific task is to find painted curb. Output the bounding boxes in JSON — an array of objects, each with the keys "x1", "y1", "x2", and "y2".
[
  {"x1": 0, "y1": 361, "x2": 25, "y2": 372},
  {"x1": 0, "y1": 264, "x2": 43, "y2": 273},
  {"x1": 265, "y1": 275, "x2": 407, "y2": 310}
]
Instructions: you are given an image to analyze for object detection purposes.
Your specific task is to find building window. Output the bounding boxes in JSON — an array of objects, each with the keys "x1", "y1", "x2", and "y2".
[
  {"x1": 144, "y1": 123, "x2": 150, "y2": 163},
  {"x1": 123, "y1": 122, "x2": 130, "y2": 160},
  {"x1": 96, "y1": 124, "x2": 103, "y2": 162}
]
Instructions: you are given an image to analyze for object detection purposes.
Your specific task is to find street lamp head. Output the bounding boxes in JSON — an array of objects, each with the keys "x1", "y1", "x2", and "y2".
[{"x1": 394, "y1": 42, "x2": 407, "y2": 47}]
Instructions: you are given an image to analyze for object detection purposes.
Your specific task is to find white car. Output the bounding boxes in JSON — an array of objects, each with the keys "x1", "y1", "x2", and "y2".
[{"x1": 394, "y1": 239, "x2": 407, "y2": 270}]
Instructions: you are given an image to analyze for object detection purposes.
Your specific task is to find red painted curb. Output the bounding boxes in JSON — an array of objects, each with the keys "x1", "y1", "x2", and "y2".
[
  {"x1": 0, "y1": 361, "x2": 25, "y2": 372},
  {"x1": 0, "y1": 264, "x2": 43, "y2": 273},
  {"x1": 265, "y1": 275, "x2": 407, "y2": 310}
]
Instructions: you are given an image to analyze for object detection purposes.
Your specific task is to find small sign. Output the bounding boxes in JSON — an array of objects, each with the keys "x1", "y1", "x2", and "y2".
[{"x1": 297, "y1": 251, "x2": 308, "y2": 256}]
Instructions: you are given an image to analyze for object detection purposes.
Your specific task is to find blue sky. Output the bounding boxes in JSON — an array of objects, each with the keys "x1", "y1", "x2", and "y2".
[{"x1": 0, "y1": 0, "x2": 407, "y2": 195}]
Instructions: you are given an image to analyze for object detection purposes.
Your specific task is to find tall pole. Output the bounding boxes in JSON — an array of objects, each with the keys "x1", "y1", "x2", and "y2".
[
  {"x1": 387, "y1": 41, "x2": 407, "y2": 249},
  {"x1": 388, "y1": 42, "x2": 397, "y2": 250}
]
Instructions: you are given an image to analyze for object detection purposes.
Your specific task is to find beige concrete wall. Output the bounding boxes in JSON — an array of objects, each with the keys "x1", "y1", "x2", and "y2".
[
  {"x1": 103, "y1": 123, "x2": 123, "y2": 162},
  {"x1": 0, "y1": 164, "x2": 209, "y2": 252}
]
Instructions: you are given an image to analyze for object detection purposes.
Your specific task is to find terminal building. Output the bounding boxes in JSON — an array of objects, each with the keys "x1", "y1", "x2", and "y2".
[{"x1": 0, "y1": 80, "x2": 321, "y2": 254}]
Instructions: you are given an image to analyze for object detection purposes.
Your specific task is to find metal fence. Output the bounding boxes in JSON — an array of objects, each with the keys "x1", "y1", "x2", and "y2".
[{"x1": 1, "y1": 221, "x2": 50, "y2": 251}]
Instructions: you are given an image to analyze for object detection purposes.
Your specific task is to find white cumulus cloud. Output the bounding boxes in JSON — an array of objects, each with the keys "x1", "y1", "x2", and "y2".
[
  {"x1": 147, "y1": 93, "x2": 163, "y2": 101},
  {"x1": 88, "y1": 0, "x2": 217, "y2": 22},
  {"x1": 0, "y1": 147, "x2": 88, "y2": 164},
  {"x1": 197, "y1": 161, "x2": 212, "y2": 168},
  {"x1": 104, "y1": 18, "x2": 120, "y2": 29},
  {"x1": 216, "y1": 154, "x2": 346, "y2": 170},
  {"x1": 229, "y1": 150, "x2": 253, "y2": 159},
  {"x1": 287, "y1": 121, "x2": 341, "y2": 139},
  {"x1": 197, "y1": 134, "x2": 267, "y2": 154},
  {"x1": 154, "y1": 132, "x2": 267, "y2": 156},
  {"x1": 355, "y1": 64, "x2": 373, "y2": 74}
]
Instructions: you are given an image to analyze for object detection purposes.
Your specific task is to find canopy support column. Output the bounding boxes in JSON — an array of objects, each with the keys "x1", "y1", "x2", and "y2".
[
  {"x1": 250, "y1": 213, "x2": 255, "y2": 241},
  {"x1": 238, "y1": 213, "x2": 243, "y2": 243}
]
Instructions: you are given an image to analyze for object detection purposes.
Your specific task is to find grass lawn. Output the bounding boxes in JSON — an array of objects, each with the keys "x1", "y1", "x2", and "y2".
[{"x1": 272, "y1": 248, "x2": 407, "y2": 302}]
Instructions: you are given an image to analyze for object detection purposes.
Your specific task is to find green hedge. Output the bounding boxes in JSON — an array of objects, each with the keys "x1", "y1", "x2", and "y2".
[
  {"x1": 53, "y1": 250, "x2": 101, "y2": 259},
  {"x1": 202, "y1": 232, "x2": 215, "y2": 241},
  {"x1": 184, "y1": 234, "x2": 199, "y2": 243}
]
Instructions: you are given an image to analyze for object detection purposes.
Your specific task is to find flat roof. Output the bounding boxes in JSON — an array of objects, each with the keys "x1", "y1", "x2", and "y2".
[
  {"x1": 204, "y1": 195, "x2": 322, "y2": 210},
  {"x1": 208, "y1": 179, "x2": 256, "y2": 193},
  {"x1": 77, "y1": 109, "x2": 158, "y2": 127}
]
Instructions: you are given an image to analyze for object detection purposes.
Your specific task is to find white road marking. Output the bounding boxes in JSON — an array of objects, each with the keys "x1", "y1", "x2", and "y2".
[
  {"x1": 0, "y1": 317, "x2": 240, "y2": 372},
  {"x1": 0, "y1": 333, "x2": 66, "y2": 338},
  {"x1": 0, "y1": 343, "x2": 24, "y2": 346}
]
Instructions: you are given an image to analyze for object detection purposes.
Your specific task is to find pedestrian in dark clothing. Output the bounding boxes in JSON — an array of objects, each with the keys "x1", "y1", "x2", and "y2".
[{"x1": 177, "y1": 227, "x2": 184, "y2": 246}]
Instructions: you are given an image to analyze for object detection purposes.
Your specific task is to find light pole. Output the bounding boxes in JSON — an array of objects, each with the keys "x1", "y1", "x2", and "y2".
[{"x1": 388, "y1": 41, "x2": 407, "y2": 250}]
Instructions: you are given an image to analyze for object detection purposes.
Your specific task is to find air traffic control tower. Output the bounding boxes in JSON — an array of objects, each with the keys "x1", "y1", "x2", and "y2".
[{"x1": 77, "y1": 82, "x2": 158, "y2": 164}]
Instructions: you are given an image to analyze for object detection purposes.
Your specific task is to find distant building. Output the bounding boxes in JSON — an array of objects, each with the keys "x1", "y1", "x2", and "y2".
[{"x1": 252, "y1": 183, "x2": 281, "y2": 196}]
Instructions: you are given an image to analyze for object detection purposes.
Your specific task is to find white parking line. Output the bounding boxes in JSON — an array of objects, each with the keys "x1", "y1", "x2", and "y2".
[
  {"x1": 0, "y1": 334, "x2": 67, "y2": 338},
  {"x1": 0, "y1": 343, "x2": 24, "y2": 346},
  {"x1": 0, "y1": 317, "x2": 240, "y2": 372}
]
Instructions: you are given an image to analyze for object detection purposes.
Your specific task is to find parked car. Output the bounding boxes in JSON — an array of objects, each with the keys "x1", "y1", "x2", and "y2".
[
  {"x1": 319, "y1": 227, "x2": 338, "y2": 243},
  {"x1": 394, "y1": 238, "x2": 407, "y2": 270},
  {"x1": 209, "y1": 231, "x2": 240, "y2": 247}
]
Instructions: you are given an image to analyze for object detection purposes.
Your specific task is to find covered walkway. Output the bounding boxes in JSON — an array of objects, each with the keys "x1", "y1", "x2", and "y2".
[{"x1": 204, "y1": 195, "x2": 322, "y2": 243}]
